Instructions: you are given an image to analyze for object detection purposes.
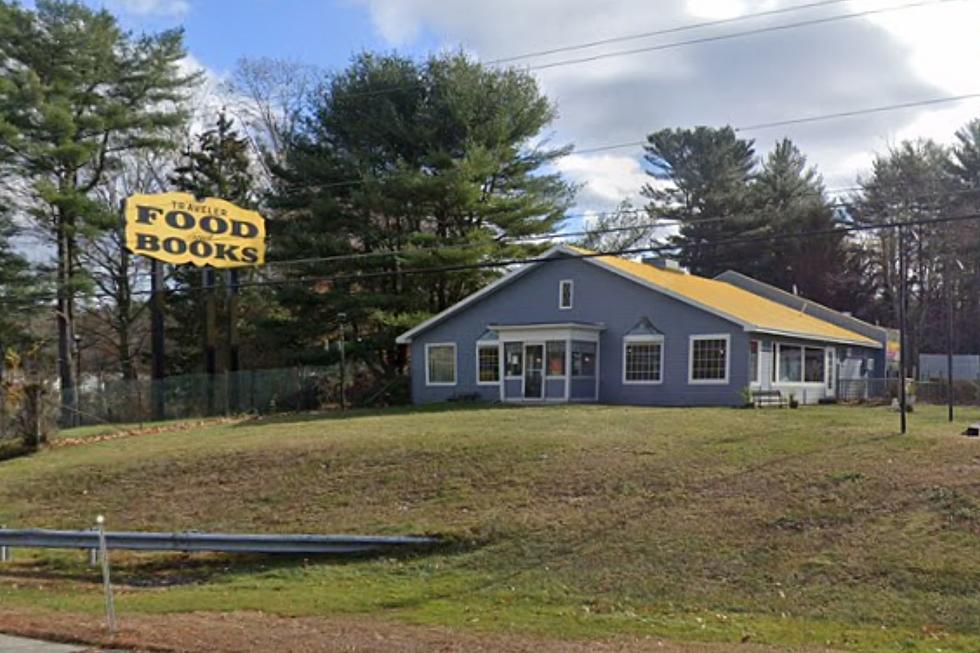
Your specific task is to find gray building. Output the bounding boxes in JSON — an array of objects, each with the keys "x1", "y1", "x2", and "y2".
[{"x1": 396, "y1": 245, "x2": 882, "y2": 406}]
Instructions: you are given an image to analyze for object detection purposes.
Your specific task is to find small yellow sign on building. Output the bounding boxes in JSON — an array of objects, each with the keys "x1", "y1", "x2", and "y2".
[{"x1": 123, "y1": 192, "x2": 266, "y2": 268}]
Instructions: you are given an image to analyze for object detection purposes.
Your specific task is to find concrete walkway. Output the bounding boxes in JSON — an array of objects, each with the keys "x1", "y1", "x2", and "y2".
[{"x1": 0, "y1": 635, "x2": 86, "y2": 653}]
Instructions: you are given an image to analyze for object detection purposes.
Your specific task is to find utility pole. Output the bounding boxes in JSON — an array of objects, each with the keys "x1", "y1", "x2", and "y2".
[
  {"x1": 898, "y1": 223, "x2": 908, "y2": 435},
  {"x1": 946, "y1": 257, "x2": 955, "y2": 423}
]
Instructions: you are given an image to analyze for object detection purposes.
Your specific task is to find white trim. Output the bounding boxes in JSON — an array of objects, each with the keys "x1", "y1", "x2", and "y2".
[
  {"x1": 688, "y1": 334, "x2": 731, "y2": 385},
  {"x1": 545, "y1": 340, "x2": 567, "y2": 379},
  {"x1": 475, "y1": 341, "x2": 501, "y2": 386},
  {"x1": 748, "y1": 327, "x2": 881, "y2": 349},
  {"x1": 774, "y1": 342, "x2": 832, "y2": 385},
  {"x1": 559, "y1": 279, "x2": 574, "y2": 310},
  {"x1": 503, "y1": 341, "x2": 523, "y2": 380},
  {"x1": 395, "y1": 245, "x2": 567, "y2": 344},
  {"x1": 424, "y1": 342, "x2": 457, "y2": 386},
  {"x1": 492, "y1": 324, "x2": 603, "y2": 343},
  {"x1": 622, "y1": 336, "x2": 664, "y2": 385},
  {"x1": 749, "y1": 339, "x2": 762, "y2": 385}
]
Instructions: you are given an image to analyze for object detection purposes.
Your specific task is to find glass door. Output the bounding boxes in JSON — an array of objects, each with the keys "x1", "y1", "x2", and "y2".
[{"x1": 524, "y1": 344, "x2": 544, "y2": 399}]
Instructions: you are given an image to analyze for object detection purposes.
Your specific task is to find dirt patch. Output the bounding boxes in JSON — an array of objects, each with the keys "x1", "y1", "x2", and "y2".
[
  {"x1": 0, "y1": 609, "x2": 841, "y2": 653},
  {"x1": 52, "y1": 417, "x2": 251, "y2": 449}
]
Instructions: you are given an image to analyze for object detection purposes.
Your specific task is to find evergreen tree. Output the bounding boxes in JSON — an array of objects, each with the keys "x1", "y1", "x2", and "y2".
[
  {"x1": 270, "y1": 52, "x2": 575, "y2": 379},
  {"x1": 641, "y1": 126, "x2": 757, "y2": 277},
  {"x1": 750, "y1": 138, "x2": 844, "y2": 305},
  {"x1": 0, "y1": 0, "x2": 197, "y2": 423},
  {"x1": 169, "y1": 111, "x2": 265, "y2": 378}
]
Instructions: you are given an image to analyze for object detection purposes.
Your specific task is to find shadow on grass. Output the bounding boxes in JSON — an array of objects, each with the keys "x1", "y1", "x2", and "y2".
[
  {"x1": 236, "y1": 400, "x2": 527, "y2": 428},
  {"x1": 0, "y1": 539, "x2": 471, "y2": 589}
]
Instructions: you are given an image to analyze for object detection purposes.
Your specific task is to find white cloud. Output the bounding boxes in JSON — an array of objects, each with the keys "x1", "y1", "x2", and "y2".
[
  {"x1": 106, "y1": 0, "x2": 190, "y2": 18},
  {"x1": 354, "y1": 0, "x2": 979, "y2": 213}
]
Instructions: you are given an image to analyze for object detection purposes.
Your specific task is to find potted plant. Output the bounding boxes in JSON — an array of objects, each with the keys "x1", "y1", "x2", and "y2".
[
  {"x1": 740, "y1": 386, "x2": 754, "y2": 408},
  {"x1": 788, "y1": 392, "x2": 799, "y2": 409}
]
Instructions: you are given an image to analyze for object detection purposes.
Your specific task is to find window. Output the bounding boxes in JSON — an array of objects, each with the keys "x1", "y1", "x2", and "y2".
[
  {"x1": 546, "y1": 341, "x2": 566, "y2": 377},
  {"x1": 425, "y1": 343, "x2": 456, "y2": 385},
  {"x1": 476, "y1": 344, "x2": 500, "y2": 384},
  {"x1": 559, "y1": 279, "x2": 573, "y2": 309},
  {"x1": 571, "y1": 341, "x2": 596, "y2": 376},
  {"x1": 749, "y1": 340, "x2": 760, "y2": 384},
  {"x1": 689, "y1": 335, "x2": 729, "y2": 383},
  {"x1": 804, "y1": 347, "x2": 825, "y2": 383},
  {"x1": 826, "y1": 349, "x2": 835, "y2": 390},
  {"x1": 504, "y1": 342, "x2": 523, "y2": 378},
  {"x1": 624, "y1": 337, "x2": 663, "y2": 383},
  {"x1": 778, "y1": 344, "x2": 802, "y2": 382}
]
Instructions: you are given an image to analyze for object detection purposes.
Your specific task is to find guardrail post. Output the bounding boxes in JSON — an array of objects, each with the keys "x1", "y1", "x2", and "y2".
[{"x1": 0, "y1": 525, "x2": 9, "y2": 563}]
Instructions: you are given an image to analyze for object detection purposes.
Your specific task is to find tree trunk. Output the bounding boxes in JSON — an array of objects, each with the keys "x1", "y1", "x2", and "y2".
[{"x1": 56, "y1": 217, "x2": 78, "y2": 427}]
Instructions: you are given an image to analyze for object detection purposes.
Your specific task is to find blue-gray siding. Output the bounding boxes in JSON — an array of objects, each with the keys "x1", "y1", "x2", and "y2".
[{"x1": 409, "y1": 254, "x2": 752, "y2": 406}]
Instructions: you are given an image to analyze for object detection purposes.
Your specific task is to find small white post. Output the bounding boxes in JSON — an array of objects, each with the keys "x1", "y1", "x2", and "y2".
[
  {"x1": 0, "y1": 524, "x2": 9, "y2": 563},
  {"x1": 96, "y1": 515, "x2": 117, "y2": 633}
]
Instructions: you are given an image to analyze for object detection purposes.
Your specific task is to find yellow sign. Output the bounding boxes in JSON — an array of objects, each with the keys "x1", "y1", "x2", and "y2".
[{"x1": 123, "y1": 192, "x2": 265, "y2": 268}]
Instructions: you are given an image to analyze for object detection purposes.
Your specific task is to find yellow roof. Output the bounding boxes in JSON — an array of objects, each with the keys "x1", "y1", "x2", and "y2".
[{"x1": 567, "y1": 246, "x2": 879, "y2": 347}]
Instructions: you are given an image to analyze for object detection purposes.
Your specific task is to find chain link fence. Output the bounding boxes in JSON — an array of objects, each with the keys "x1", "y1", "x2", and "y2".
[
  {"x1": 66, "y1": 365, "x2": 408, "y2": 426},
  {"x1": 837, "y1": 377, "x2": 980, "y2": 405}
]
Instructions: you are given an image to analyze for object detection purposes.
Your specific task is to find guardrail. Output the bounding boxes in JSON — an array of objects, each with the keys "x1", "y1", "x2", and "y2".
[{"x1": 0, "y1": 528, "x2": 441, "y2": 557}]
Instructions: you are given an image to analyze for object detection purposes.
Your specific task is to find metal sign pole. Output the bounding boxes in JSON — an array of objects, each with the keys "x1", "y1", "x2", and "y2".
[
  {"x1": 150, "y1": 260, "x2": 166, "y2": 421},
  {"x1": 898, "y1": 223, "x2": 908, "y2": 435},
  {"x1": 95, "y1": 515, "x2": 117, "y2": 634}
]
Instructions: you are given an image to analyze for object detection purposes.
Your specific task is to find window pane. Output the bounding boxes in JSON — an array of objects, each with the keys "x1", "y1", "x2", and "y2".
[
  {"x1": 778, "y1": 345, "x2": 802, "y2": 382},
  {"x1": 546, "y1": 341, "x2": 566, "y2": 376},
  {"x1": 504, "y1": 342, "x2": 523, "y2": 377},
  {"x1": 691, "y1": 338, "x2": 727, "y2": 381},
  {"x1": 571, "y1": 341, "x2": 596, "y2": 376},
  {"x1": 427, "y1": 345, "x2": 455, "y2": 384},
  {"x1": 749, "y1": 341, "x2": 759, "y2": 383},
  {"x1": 804, "y1": 347, "x2": 825, "y2": 383},
  {"x1": 560, "y1": 280, "x2": 573, "y2": 308},
  {"x1": 478, "y1": 345, "x2": 500, "y2": 383},
  {"x1": 625, "y1": 342, "x2": 662, "y2": 382}
]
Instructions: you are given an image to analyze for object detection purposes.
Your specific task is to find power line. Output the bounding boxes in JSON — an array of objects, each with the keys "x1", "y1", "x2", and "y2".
[
  {"x1": 486, "y1": 0, "x2": 853, "y2": 65},
  {"x1": 526, "y1": 0, "x2": 962, "y2": 71},
  {"x1": 9, "y1": 209, "x2": 980, "y2": 308}
]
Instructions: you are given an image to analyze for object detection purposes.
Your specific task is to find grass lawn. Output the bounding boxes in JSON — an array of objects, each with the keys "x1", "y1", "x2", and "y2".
[{"x1": 1, "y1": 403, "x2": 980, "y2": 652}]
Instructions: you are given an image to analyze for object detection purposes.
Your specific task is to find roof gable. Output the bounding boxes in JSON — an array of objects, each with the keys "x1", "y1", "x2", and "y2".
[{"x1": 395, "y1": 244, "x2": 880, "y2": 348}]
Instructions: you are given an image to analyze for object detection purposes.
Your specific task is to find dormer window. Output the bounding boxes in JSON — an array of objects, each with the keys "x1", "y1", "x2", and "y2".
[{"x1": 559, "y1": 279, "x2": 573, "y2": 310}]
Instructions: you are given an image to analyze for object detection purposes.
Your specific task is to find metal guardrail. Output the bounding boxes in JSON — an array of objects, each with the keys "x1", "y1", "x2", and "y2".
[{"x1": 0, "y1": 528, "x2": 440, "y2": 556}]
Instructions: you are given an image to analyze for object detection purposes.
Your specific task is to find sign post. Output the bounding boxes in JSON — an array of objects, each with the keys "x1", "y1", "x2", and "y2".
[{"x1": 123, "y1": 192, "x2": 266, "y2": 421}]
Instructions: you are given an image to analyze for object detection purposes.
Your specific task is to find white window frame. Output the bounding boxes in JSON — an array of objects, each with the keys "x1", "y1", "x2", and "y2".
[
  {"x1": 774, "y1": 342, "x2": 827, "y2": 386},
  {"x1": 503, "y1": 341, "x2": 523, "y2": 380},
  {"x1": 475, "y1": 342, "x2": 501, "y2": 386},
  {"x1": 749, "y1": 339, "x2": 762, "y2": 385},
  {"x1": 622, "y1": 335, "x2": 664, "y2": 385},
  {"x1": 688, "y1": 334, "x2": 731, "y2": 385},
  {"x1": 545, "y1": 340, "x2": 567, "y2": 378},
  {"x1": 424, "y1": 342, "x2": 457, "y2": 386},
  {"x1": 558, "y1": 279, "x2": 574, "y2": 310}
]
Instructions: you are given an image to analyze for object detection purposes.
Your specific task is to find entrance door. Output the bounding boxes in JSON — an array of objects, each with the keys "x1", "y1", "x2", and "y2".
[{"x1": 524, "y1": 344, "x2": 544, "y2": 399}]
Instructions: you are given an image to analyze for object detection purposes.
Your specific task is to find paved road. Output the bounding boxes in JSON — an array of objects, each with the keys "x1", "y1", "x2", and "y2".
[{"x1": 0, "y1": 635, "x2": 86, "y2": 653}]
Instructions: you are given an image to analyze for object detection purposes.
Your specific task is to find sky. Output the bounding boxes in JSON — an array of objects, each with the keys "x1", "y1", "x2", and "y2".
[{"x1": 67, "y1": 0, "x2": 980, "y2": 221}]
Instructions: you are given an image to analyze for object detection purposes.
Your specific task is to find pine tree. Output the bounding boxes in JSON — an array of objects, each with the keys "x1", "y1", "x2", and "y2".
[
  {"x1": 641, "y1": 126, "x2": 757, "y2": 277},
  {"x1": 0, "y1": 0, "x2": 198, "y2": 424},
  {"x1": 270, "y1": 52, "x2": 575, "y2": 379}
]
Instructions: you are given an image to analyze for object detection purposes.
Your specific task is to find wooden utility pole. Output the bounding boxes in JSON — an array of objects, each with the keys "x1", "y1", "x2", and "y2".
[{"x1": 898, "y1": 223, "x2": 908, "y2": 435}]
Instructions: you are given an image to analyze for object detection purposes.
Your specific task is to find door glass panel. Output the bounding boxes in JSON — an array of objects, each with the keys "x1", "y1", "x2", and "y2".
[{"x1": 524, "y1": 344, "x2": 544, "y2": 399}]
